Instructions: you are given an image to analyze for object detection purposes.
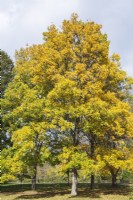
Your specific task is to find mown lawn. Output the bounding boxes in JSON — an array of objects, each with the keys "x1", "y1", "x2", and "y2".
[{"x1": 0, "y1": 183, "x2": 132, "y2": 200}]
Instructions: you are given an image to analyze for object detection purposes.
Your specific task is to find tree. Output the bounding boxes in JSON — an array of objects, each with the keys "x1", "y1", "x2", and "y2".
[
  {"x1": 0, "y1": 147, "x2": 16, "y2": 184},
  {"x1": 1, "y1": 78, "x2": 51, "y2": 189},
  {"x1": 11, "y1": 124, "x2": 51, "y2": 189},
  {"x1": 43, "y1": 14, "x2": 132, "y2": 192},
  {"x1": 2, "y1": 13, "x2": 133, "y2": 195},
  {"x1": 1, "y1": 50, "x2": 14, "y2": 149},
  {"x1": 1, "y1": 50, "x2": 14, "y2": 97}
]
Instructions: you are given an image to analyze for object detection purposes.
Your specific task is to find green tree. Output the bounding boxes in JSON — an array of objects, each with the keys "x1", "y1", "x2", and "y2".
[
  {"x1": 1, "y1": 50, "x2": 14, "y2": 96},
  {"x1": 2, "y1": 78, "x2": 51, "y2": 189},
  {"x1": 11, "y1": 124, "x2": 51, "y2": 189},
  {"x1": 1, "y1": 50, "x2": 14, "y2": 149}
]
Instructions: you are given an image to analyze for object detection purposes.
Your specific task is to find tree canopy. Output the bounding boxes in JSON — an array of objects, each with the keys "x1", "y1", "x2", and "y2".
[{"x1": 1, "y1": 14, "x2": 133, "y2": 195}]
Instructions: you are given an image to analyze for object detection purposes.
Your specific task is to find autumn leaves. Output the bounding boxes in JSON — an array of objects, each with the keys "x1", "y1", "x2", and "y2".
[{"x1": 1, "y1": 14, "x2": 133, "y2": 195}]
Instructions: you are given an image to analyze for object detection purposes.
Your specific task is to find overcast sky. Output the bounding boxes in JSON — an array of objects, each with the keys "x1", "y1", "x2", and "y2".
[{"x1": 0, "y1": 0, "x2": 133, "y2": 76}]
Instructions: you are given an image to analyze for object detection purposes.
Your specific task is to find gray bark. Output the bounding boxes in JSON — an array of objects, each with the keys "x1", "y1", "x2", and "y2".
[
  {"x1": 71, "y1": 119, "x2": 79, "y2": 196},
  {"x1": 31, "y1": 166, "x2": 37, "y2": 190},
  {"x1": 90, "y1": 135, "x2": 95, "y2": 189},
  {"x1": 71, "y1": 168, "x2": 78, "y2": 196}
]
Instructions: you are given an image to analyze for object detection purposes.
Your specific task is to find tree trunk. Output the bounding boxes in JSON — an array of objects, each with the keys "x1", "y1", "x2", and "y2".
[
  {"x1": 71, "y1": 119, "x2": 79, "y2": 196},
  {"x1": 111, "y1": 173, "x2": 117, "y2": 187},
  {"x1": 71, "y1": 168, "x2": 78, "y2": 196},
  {"x1": 97, "y1": 176, "x2": 102, "y2": 184},
  {"x1": 90, "y1": 174, "x2": 95, "y2": 189},
  {"x1": 90, "y1": 135, "x2": 95, "y2": 189},
  {"x1": 67, "y1": 170, "x2": 70, "y2": 186},
  {"x1": 20, "y1": 175, "x2": 23, "y2": 184},
  {"x1": 120, "y1": 170, "x2": 124, "y2": 184},
  {"x1": 31, "y1": 166, "x2": 37, "y2": 190}
]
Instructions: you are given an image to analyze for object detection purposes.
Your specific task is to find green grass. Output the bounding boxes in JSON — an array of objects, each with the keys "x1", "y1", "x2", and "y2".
[{"x1": 0, "y1": 183, "x2": 132, "y2": 200}]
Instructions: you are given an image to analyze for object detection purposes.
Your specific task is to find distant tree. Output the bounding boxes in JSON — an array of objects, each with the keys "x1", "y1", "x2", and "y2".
[
  {"x1": 1, "y1": 50, "x2": 14, "y2": 97},
  {"x1": 1, "y1": 50, "x2": 14, "y2": 149}
]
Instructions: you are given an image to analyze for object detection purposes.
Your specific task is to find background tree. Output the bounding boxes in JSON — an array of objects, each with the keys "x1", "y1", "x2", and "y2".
[
  {"x1": 1, "y1": 75, "x2": 52, "y2": 189},
  {"x1": 1, "y1": 50, "x2": 14, "y2": 149},
  {"x1": 1, "y1": 49, "x2": 14, "y2": 96},
  {"x1": 11, "y1": 124, "x2": 51, "y2": 189}
]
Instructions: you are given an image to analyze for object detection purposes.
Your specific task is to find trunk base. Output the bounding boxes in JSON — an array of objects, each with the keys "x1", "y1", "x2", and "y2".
[
  {"x1": 112, "y1": 174, "x2": 117, "y2": 187},
  {"x1": 31, "y1": 175, "x2": 36, "y2": 190},
  {"x1": 71, "y1": 169, "x2": 78, "y2": 196},
  {"x1": 90, "y1": 174, "x2": 95, "y2": 190}
]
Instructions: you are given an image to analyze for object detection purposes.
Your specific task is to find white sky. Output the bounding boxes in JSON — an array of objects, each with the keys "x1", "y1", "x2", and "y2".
[{"x1": 0, "y1": 0, "x2": 133, "y2": 76}]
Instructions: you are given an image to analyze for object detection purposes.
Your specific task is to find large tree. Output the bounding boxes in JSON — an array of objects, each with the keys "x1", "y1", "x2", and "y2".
[{"x1": 2, "y1": 14, "x2": 133, "y2": 195}]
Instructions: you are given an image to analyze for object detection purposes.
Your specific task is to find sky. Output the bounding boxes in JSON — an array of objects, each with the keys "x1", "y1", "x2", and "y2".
[{"x1": 0, "y1": 0, "x2": 133, "y2": 76}]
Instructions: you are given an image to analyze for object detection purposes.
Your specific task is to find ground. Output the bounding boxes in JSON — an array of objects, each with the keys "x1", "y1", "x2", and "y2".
[{"x1": 0, "y1": 183, "x2": 132, "y2": 200}]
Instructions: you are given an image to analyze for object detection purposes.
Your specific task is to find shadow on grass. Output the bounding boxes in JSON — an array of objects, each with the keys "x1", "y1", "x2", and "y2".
[
  {"x1": 15, "y1": 191, "x2": 69, "y2": 199},
  {"x1": 0, "y1": 183, "x2": 131, "y2": 199}
]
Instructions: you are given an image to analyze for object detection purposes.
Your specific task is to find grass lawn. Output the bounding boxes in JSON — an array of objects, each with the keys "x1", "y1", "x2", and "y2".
[{"x1": 0, "y1": 183, "x2": 132, "y2": 200}]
